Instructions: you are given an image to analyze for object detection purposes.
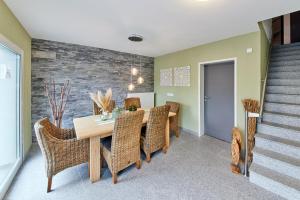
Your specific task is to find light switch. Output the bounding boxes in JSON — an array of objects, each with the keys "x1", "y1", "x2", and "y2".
[
  {"x1": 246, "y1": 48, "x2": 253, "y2": 54},
  {"x1": 167, "y1": 93, "x2": 174, "y2": 97}
]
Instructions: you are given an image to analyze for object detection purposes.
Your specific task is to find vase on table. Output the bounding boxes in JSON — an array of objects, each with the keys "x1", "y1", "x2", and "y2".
[
  {"x1": 100, "y1": 111, "x2": 109, "y2": 121},
  {"x1": 112, "y1": 107, "x2": 124, "y2": 119}
]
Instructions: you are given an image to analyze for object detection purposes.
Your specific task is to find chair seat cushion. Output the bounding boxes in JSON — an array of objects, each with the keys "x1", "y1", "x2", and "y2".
[{"x1": 101, "y1": 136, "x2": 112, "y2": 151}]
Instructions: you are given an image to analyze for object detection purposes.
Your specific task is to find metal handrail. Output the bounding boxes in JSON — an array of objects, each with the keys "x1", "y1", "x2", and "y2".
[
  {"x1": 244, "y1": 111, "x2": 260, "y2": 177},
  {"x1": 259, "y1": 45, "x2": 273, "y2": 117},
  {"x1": 244, "y1": 111, "x2": 248, "y2": 176}
]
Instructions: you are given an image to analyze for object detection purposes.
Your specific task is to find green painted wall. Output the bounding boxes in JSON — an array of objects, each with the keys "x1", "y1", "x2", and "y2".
[
  {"x1": 0, "y1": 1, "x2": 32, "y2": 155},
  {"x1": 259, "y1": 22, "x2": 271, "y2": 93},
  {"x1": 154, "y1": 32, "x2": 262, "y2": 139}
]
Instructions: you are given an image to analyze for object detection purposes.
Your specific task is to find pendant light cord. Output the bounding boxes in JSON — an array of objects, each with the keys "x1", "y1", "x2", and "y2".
[
  {"x1": 139, "y1": 55, "x2": 142, "y2": 76},
  {"x1": 130, "y1": 54, "x2": 133, "y2": 83}
]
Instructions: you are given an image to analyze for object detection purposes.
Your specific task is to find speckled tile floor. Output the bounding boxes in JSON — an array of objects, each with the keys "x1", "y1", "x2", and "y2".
[{"x1": 4, "y1": 133, "x2": 283, "y2": 200}]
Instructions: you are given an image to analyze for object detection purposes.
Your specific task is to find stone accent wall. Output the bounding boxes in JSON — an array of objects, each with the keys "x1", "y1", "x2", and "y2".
[{"x1": 31, "y1": 39, "x2": 154, "y2": 142}]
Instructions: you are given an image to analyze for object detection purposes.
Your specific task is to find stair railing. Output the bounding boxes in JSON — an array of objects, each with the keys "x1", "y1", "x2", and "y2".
[
  {"x1": 244, "y1": 111, "x2": 260, "y2": 177},
  {"x1": 259, "y1": 45, "x2": 273, "y2": 118}
]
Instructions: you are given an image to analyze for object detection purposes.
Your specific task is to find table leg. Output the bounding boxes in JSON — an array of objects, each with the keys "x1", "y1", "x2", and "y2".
[
  {"x1": 89, "y1": 136, "x2": 101, "y2": 183},
  {"x1": 165, "y1": 118, "x2": 170, "y2": 149}
]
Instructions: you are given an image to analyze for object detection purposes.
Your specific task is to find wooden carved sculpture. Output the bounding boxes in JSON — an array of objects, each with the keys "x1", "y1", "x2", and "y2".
[
  {"x1": 242, "y1": 99, "x2": 260, "y2": 166},
  {"x1": 231, "y1": 127, "x2": 242, "y2": 174}
]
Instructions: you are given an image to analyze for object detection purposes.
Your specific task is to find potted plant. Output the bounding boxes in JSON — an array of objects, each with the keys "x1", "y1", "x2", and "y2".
[{"x1": 128, "y1": 105, "x2": 137, "y2": 112}]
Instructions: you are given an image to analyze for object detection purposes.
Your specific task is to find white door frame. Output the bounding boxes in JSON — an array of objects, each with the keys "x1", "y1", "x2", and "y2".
[
  {"x1": 0, "y1": 33, "x2": 24, "y2": 199},
  {"x1": 198, "y1": 58, "x2": 237, "y2": 137}
]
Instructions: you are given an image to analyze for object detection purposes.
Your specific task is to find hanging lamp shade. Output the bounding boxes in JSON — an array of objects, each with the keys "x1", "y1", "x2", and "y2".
[
  {"x1": 137, "y1": 76, "x2": 144, "y2": 84},
  {"x1": 128, "y1": 83, "x2": 135, "y2": 91},
  {"x1": 131, "y1": 67, "x2": 138, "y2": 76}
]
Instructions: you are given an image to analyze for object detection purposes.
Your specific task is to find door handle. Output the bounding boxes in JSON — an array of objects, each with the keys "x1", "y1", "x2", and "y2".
[{"x1": 204, "y1": 96, "x2": 210, "y2": 102}]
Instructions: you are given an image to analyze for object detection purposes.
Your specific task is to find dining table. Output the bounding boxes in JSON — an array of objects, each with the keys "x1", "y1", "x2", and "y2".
[{"x1": 73, "y1": 109, "x2": 176, "y2": 183}]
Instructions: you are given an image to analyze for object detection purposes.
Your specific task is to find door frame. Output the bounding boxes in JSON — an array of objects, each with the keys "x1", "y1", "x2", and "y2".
[
  {"x1": 198, "y1": 58, "x2": 237, "y2": 137},
  {"x1": 0, "y1": 33, "x2": 24, "y2": 199}
]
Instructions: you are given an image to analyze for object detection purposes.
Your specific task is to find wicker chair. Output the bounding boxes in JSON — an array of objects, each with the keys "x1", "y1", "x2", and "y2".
[
  {"x1": 101, "y1": 110, "x2": 145, "y2": 184},
  {"x1": 34, "y1": 118, "x2": 89, "y2": 192},
  {"x1": 93, "y1": 100, "x2": 116, "y2": 115},
  {"x1": 166, "y1": 101, "x2": 180, "y2": 137},
  {"x1": 141, "y1": 105, "x2": 170, "y2": 163},
  {"x1": 124, "y1": 97, "x2": 141, "y2": 110}
]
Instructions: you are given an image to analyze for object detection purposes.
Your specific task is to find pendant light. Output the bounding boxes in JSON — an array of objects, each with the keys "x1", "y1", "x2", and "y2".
[
  {"x1": 137, "y1": 55, "x2": 144, "y2": 84},
  {"x1": 128, "y1": 54, "x2": 135, "y2": 91},
  {"x1": 131, "y1": 55, "x2": 138, "y2": 76},
  {"x1": 128, "y1": 34, "x2": 144, "y2": 90},
  {"x1": 128, "y1": 83, "x2": 135, "y2": 91},
  {"x1": 131, "y1": 68, "x2": 138, "y2": 76}
]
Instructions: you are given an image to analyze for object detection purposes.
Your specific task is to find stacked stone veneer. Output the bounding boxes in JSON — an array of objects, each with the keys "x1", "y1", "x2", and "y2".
[{"x1": 31, "y1": 39, "x2": 154, "y2": 142}]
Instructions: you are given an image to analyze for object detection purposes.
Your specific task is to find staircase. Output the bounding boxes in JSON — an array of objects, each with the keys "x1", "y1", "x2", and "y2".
[{"x1": 249, "y1": 43, "x2": 300, "y2": 200}]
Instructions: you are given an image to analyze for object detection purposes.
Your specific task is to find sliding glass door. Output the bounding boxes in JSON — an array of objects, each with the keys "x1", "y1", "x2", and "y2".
[{"x1": 0, "y1": 43, "x2": 22, "y2": 198}]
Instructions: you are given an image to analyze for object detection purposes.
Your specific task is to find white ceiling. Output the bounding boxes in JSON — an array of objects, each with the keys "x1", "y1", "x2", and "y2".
[{"x1": 4, "y1": 0, "x2": 300, "y2": 57}]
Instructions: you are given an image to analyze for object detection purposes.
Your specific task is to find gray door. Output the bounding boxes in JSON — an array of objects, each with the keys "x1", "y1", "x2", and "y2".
[{"x1": 204, "y1": 61, "x2": 234, "y2": 143}]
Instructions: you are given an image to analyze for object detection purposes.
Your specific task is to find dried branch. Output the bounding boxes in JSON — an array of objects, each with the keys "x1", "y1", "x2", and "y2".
[{"x1": 44, "y1": 79, "x2": 71, "y2": 128}]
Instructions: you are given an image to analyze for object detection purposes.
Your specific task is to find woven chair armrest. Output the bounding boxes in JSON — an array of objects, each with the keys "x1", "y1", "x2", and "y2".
[
  {"x1": 45, "y1": 134, "x2": 89, "y2": 161},
  {"x1": 46, "y1": 136, "x2": 89, "y2": 176},
  {"x1": 48, "y1": 136, "x2": 89, "y2": 151}
]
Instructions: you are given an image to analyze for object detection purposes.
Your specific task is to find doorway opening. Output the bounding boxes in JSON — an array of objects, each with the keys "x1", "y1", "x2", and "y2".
[
  {"x1": 271, "y1": 10, "x2": 300, "y2": 45},
  {"x1": 198, "y1": 58, "x2": 237, "y2": 142},
  {"x1": 291, "y1": 11, "x2": 300, "y2": 43}
]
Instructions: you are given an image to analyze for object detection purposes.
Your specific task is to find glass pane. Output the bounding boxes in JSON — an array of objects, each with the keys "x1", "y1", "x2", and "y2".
[{"x1": 0, "y1": 44, "x2": 20, "y2": 186}]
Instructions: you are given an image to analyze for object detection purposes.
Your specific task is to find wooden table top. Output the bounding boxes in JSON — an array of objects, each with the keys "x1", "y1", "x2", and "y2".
[{"x1": 74, "y1": 110, "x2": 176, "y2": 140}]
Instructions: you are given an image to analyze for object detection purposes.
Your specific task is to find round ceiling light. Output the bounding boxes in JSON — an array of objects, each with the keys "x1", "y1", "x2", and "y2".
[{"x1": 128, "y1": 34, "x2": 143, "y2": 42}]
